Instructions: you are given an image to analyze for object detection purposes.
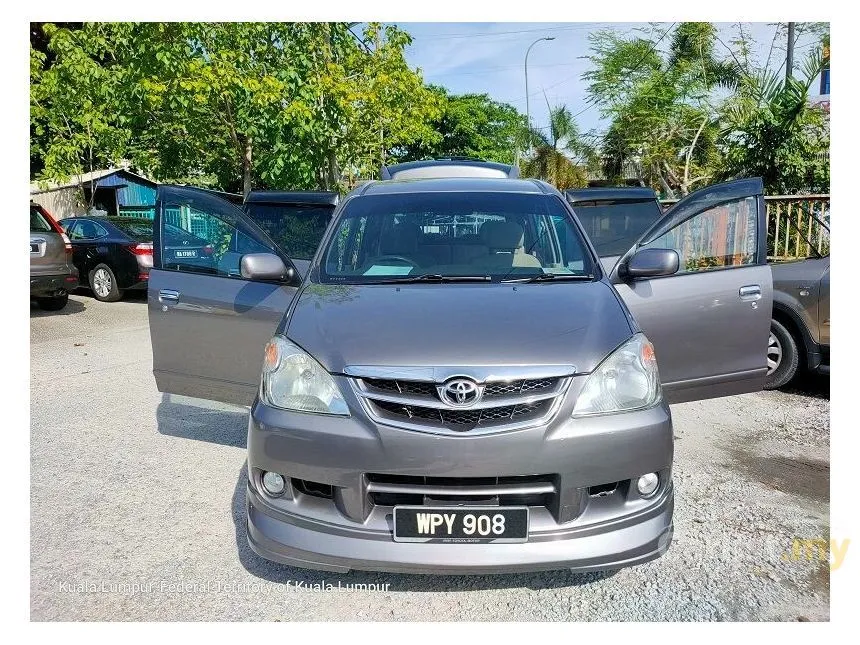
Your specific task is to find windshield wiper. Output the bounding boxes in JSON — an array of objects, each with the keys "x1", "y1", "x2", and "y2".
[
  {"x1": 501, "y1": 273, "x2": 595, "y2": 283},
  {"x1": 372, "y1": 273, "x2": 492, "y2": 284}
]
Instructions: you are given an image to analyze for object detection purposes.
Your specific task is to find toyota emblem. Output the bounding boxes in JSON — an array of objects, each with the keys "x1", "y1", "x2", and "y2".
[{"x1": 439, "y1": 378, "x2": 482, "y2": 407}]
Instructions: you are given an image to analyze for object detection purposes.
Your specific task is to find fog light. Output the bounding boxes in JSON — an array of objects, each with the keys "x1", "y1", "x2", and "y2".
[
  {"x1": 637, "y1": 472, "x2": 659, "y2": 497},
  {"x1": 261, "y1": 471, "x2": 286, "y2": 497}
]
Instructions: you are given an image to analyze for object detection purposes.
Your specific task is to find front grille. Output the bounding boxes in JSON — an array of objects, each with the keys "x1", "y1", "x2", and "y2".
[
  {"x1": 372, "y1": 399, "x2": 551, "y2": 431},
  {"x1": 353, "y1": 372, "x2": 570, "y2": 434}
]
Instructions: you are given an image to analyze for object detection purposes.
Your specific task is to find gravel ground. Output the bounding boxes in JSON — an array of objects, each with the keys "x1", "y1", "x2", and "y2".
[{"x1": 30, "y1": 292, "x2": 830, "y2": 621}]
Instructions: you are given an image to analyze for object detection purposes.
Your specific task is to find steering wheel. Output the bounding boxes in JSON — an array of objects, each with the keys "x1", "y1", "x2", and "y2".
[{"x1": 374, "y1": 255, "x2": 421, "y2": 269}]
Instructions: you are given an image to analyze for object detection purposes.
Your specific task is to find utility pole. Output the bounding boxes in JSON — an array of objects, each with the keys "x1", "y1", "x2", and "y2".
[
  {"x1": 786, "y1": 22, "x2": 796, "y2": 84},
  {"x1": 524, "y1": 37, "x2": 555, "y2": 157}
]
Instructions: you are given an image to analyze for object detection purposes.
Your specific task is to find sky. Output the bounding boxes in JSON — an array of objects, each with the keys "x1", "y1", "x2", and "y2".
[{"x1": 397, "y1": 22, "x2": 826, "y2": 137}]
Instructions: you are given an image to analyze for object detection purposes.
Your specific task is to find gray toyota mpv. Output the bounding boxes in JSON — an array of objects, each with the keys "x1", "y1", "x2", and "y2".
[{"x1": 148, "y1": 160, "x2": 772, "y2": 574}]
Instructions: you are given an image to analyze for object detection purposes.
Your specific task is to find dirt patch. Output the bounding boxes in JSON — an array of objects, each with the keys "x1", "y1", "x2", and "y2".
[{"x1": 730, "y1": 452, "x2": 830, "y2": 502}]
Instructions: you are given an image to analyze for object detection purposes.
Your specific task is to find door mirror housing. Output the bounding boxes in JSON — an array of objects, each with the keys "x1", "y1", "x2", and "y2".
[
  {"x1": 622, "y1": 248, "x2": 680, "y2": 280},
  {"x1": 240, "y1": 253, "x2": 292, "y2": 282}
]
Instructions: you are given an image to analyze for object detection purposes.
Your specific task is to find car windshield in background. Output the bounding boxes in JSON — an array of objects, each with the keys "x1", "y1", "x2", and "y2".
[
  {"x1": 572, "y1": 199, "x2": 662, "y2": 257},
  {"x1": 108, "y1": 218, "x2": 153, "y2": 241},
  {"x1": 244, "y1": 203, "x2": 333, "y2": 260},
  {"x1": 30, "y1": 207, "x2": 53, "y2": 233},
  {"x1": 320, "y1": 192, "x2": 594, "y2": 284}
]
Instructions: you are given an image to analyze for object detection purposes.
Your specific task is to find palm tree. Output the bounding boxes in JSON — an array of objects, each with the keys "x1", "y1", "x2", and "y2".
[
  {"x1": 719, "y1": 47, "x2": 829, "y2": 193},
  {"x1": 521, "y1": 101, "x2": 596, "y2": 189}
]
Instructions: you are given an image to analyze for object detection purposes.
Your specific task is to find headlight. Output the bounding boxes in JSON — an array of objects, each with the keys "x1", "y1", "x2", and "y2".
[
  {"x1": 260, "y1": 336, "x2": 349, "y2": 416},
  {"x1": 572, "y1": 333, "x2": 661, "y2": 417}
]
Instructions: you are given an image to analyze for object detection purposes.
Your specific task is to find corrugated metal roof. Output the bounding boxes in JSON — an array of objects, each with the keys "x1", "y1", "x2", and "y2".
[{"x1": 30, "y1": 168, "x2": 156, "y2": 194}]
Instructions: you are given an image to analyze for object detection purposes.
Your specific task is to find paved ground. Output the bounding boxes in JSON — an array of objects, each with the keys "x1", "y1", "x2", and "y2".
[{"x1": 30, "y1": 292, "x2": 831, "y2": 621}]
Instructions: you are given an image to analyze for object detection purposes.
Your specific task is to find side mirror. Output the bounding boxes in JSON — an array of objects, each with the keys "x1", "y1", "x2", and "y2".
[
  {"x1": 240, "y1": 253, "x2": 292, "y2": 281},
  {"x1": 622, "y1": 248, "x2": 680, "y2": 279}
]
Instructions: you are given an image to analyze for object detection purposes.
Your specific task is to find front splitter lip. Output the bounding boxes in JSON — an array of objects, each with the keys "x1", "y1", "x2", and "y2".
[{"x1": 245, "y1": 484, "x2": 674, "y2": 575}]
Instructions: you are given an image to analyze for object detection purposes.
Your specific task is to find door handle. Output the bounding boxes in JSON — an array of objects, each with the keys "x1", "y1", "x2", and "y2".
[
  {"x1": 158, "y1": 289, "x2": 180, "y2": 303},
  {"x1": 739, "y1": 285, "x2": 761, "y2": 301}
]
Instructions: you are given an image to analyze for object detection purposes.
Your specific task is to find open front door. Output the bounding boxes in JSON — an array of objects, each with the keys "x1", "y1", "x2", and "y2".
[
  {"x1": 148, "y1": 186, "x2": 302, "y2": 406},
  {"x1": 611, "y1": 178, "x2": 772, "y2": 404}
]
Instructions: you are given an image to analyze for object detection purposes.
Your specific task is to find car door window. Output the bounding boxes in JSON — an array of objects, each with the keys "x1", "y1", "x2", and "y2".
[
  {"x1": 68, "y1": 219, "x2": 108, "y2": 240},
  {"x1": 640, "y1": 196, "x2": 758, "y2": 273},
  {"x1": 160, "y1": 199, "x2": 279, "y2": 278}
]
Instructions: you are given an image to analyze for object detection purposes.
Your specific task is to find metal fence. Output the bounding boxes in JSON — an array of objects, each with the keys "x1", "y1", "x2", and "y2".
[{"x1": 661, "y1": 195, "x2": 830, "y2": 260}]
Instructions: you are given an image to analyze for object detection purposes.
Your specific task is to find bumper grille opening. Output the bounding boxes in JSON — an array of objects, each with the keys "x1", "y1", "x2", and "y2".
[
  {"x1": 366, "y1": 474, "x2": 557, "y2": 510},
  {"x1": 588, "y1": 481, "x2": 619, "y2": 498},
  {"x1": 292, "y1": 479, "x2": 334, "y2": 499}
]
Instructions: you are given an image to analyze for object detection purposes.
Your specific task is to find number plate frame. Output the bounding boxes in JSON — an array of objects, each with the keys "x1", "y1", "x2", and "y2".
[{"x1": 393, "y1": 506, "x2": 529, "y2": 544}]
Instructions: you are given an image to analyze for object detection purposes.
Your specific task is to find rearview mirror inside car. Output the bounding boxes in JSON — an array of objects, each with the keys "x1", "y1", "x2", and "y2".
[
  {"x1": 240, "y1": 253, "x2": 292, "y2": 282},
  {"x1": 622, "y1": 248, "x2": 680, "y2": 280}
]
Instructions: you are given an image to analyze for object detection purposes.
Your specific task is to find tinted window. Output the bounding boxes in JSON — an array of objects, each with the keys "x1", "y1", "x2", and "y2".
[
  {"x1": 68, "y1": 220, "x2": 108, "y2": 240},
  {"x1": 320, "y1": 192, "x2": 594, "y2": 283},
  {"x1": 31, "y1": 207, "x2": 53, "y2": 233},
  {"x1": 108, "y1": 218, "x2": 153, "y2": 241},
  {"x1": 572, "y1": 199, "x2": 662, "y2": 256},
  {"x1": 160, "y1": 202, "x2": 275, "y2": 277},
  {"x1": 244, "y1": 203, "x2": 333, "y2": 261},
  {"x1": 642, "y1": 196, "x2": 758, "y2": 273}
]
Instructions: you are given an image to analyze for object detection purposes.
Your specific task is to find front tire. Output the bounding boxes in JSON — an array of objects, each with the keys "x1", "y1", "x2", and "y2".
[
  {"x1": 89, "y1": 264, "x2": 123, "y2": 302},
  {"x1": 764, "y1": 319, "x2": 799, "y2": 390},
  {"x1": 36, "y1": 293, "x2": 69, "y2": 311}
]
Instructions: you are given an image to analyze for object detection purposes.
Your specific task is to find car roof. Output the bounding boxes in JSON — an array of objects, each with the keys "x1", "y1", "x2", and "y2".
[
  {"x1": 357, "y1": 176, "x2": 551, "y2": 196},
  {"x1": 380, "y1": 159, "x2": 519, "y2": 180},
  {"x1": 565, "y1": 187, "x2": 658, "y2": 203},
  {"x1": 245, "y1": 190, "x2": 338, "y2": 206}
]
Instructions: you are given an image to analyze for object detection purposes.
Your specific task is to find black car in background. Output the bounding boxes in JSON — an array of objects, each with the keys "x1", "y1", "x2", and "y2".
[
  {"x1": 242, "y1": 191, "x2": 338, "y2": 276},
  {"x1": 58, "y1": 217, "x2": 155, "y2": 302}
]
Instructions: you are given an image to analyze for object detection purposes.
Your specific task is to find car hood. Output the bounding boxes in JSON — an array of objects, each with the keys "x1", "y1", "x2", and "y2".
[{"x1": 284, "y1": 281, "x2": 632, "y2": 376}]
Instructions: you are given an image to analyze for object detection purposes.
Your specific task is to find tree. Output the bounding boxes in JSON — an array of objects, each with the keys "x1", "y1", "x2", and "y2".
[
  {"x1": 394, "y1": 88, "x2": 527, "y2": 165},
  {"x1": 718, "y1": 47, "x2": 829, "y2": 193},
  {"x1": 584, "y1": 22, "x2": 732, "y2": 197},
  {"x1": 31, "y1": 22, "x2": 442, "y2": 194},
  {"x1": 520, "y1": 103, "x2": 592, "y2": 189},
  {"x1": 30, "y1": 22, "x2": 133, "y2": 201}
]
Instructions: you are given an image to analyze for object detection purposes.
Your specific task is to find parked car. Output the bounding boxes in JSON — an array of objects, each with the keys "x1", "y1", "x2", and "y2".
[
  {"x1": 57, "y1": 217, "x2": 154, "y2": 302},
  {"x1": 562, "y1": 188, "x2": 831, "y2": 390},
  {"x1": 243, "y1": 190, "x2": 338, "y2": 277},
  {"x1": 767, "y1": 255, "x2": 830, "y2": 388},
  {"x1": 146, "y1": 164, "x2": 771, "y2": 574},
  {"x1": 565, "y1": 187, "x2": 664, "y2": 272},
  {"x1": 30, "y1": 203, "x2": 79, "y2": 311}
]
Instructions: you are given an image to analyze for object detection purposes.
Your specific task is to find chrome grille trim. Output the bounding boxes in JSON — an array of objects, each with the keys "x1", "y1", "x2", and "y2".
[
  {"x1": 343, "y1": 364, "x2": 577, "y2": 382},
  {"x1": 356, "y1": 381, "x2": 562, "y2": 410},
  {"x1": 366, "y1": 481, "x2": 556, "y2": 497}
]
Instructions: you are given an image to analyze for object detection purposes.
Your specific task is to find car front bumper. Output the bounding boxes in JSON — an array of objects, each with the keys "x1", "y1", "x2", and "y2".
[
  {"x1": 30, "y1": 271, "x2": 79, "y2": 297},
  {"x1": 245, "y1": 377, "x2": 674, "y2": 575}
]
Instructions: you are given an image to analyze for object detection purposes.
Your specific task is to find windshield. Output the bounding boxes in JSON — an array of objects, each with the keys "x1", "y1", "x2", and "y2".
[
  {"x1": 244, "y1": 203, "x2": 333, "y2": 260},
  {"x1": 108, "y1": 218, "x2": 153, "y2": 241},
  {"x1": 571, "y1": 199, "x2": 662, "y2": 257},
  {"x1": 319, "y1": 192, "x2": 594, "y2": 284}
]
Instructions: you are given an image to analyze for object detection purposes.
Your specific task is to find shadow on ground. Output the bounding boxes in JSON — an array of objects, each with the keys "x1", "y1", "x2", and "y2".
[
  {"x1": 29, "y1": 298, "x2": 85, "y2": 317},
  {"x1": 229, "y1": 462, "x2": 616, "y2": 593},
  {"x1": 156, "y1": 393, "x2": 248, "y2": 448},
  {"x1": 780, "y1": 373, "x2": 829, "y2": 400}
]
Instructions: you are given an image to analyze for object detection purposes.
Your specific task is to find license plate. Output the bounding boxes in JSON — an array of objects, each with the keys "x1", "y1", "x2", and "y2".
[
  {"x1": 393, "y1": 506, "x2": 528, "y2": 543},
  {"x1": 174, "y1": 249, "x2": 198, "y2": 258}
]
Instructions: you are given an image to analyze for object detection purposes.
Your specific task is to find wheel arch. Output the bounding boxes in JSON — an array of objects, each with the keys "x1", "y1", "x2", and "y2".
[{"x1": 771, "y1": 302, "x2": 814, "y2": 369}]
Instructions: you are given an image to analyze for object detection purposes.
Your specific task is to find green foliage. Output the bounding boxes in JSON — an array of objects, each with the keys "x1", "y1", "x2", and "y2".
[
  {"x1": 394, "y1": 87, "x2": 527, "y2": 165},
  {"x1": 718, "y1": 49, "x2": 830, "y2": 193},
  {"x1": 520, "y1": 102, "x2": 592, "y2": 189},
  {"x1": 30, "y1": 22, "x2": 441, "y2": 193}
]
